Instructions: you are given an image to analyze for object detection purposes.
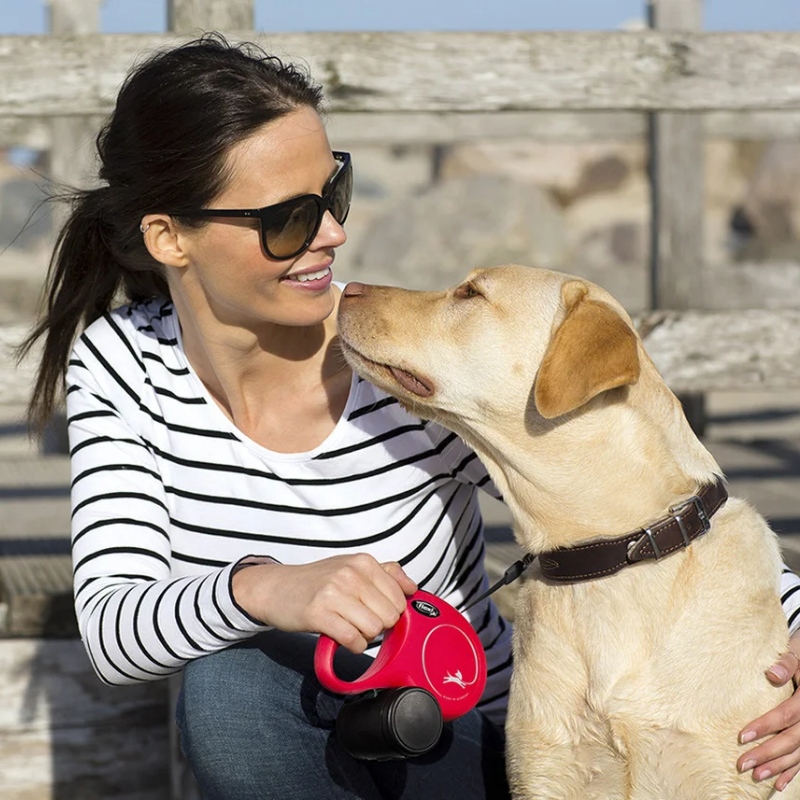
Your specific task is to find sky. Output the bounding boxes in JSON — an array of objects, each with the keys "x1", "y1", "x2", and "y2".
[{"x1": 0, "y1": 0, "x2": 797, "y2": 34}]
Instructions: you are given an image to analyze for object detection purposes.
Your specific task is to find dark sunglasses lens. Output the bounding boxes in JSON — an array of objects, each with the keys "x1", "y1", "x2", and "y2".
[
  {"x1": 331, "y1": 162, "x2": 353, "y2": 225},
  {"x1": 263, "y1": 197, "x2": 319, "y2": 258},
  {"x1": 260, "y1": 157, "x2": 351, "y2": 258}
]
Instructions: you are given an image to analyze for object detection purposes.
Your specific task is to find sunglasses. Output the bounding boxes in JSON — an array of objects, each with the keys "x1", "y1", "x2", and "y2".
[{"x1": 177, "y1": 151, "x2": 352, "y2": 260}]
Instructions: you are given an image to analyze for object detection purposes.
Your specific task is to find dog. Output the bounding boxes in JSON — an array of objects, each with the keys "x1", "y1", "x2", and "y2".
[{"x1": 336, "y1": 265, "x2": 795, "y2": 799}]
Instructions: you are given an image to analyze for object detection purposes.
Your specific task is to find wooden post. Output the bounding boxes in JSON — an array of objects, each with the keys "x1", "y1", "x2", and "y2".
[
  {"x1": 648, "y1": 0, "x2": 707, "y2": 435},
  {"x1": 47, "y1": 0, "x2": 101, "y2": 192},
  {"x1": 42, "y1": 0, "x2": 102, "y2": 454},
  {"x1": 167, "y1": 0, "x2": 255, "y2": 32}
]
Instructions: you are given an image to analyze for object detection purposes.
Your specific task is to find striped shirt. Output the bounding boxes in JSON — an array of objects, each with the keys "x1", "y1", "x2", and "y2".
[
  {"x1": 67, "y1": 298, "x2": 800, "y2": 728},
  {"x1": 67, "y1": 298, "x2": 513, "y2": 724}
]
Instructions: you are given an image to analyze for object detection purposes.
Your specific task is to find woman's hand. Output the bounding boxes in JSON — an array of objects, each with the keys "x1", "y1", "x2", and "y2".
[
  {"x1": 737, "y1": 633, "x2": 800, "y2": 791},
  {"x1": 232, "y1": 554, "x2": 417, "y2": 653}
]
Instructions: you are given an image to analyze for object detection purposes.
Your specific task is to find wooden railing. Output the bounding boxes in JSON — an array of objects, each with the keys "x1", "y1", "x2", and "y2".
[{"x1": 1, "y1": 0, "x2": 799, "y2": 402}]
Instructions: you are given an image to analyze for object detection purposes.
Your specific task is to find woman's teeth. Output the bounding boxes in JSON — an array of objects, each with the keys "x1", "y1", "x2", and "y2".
[{"x1": 289, "y1": 267, "x2": 330, "y2": 283}]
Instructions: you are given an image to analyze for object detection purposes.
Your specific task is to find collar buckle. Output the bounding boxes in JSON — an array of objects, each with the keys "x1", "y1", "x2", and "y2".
[
  {"x1": 670, "y1": 494, "x2": 712, "y2": 540},
  {"x1": 627, "y1": 493, "x2": 711, "y2": 563}
]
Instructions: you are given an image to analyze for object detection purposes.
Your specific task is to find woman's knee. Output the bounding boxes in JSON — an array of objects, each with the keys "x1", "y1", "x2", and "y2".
[
  {"x1": 175, "y1": 632, "x2": 377, "y2": 799},
  {"x1": 177, "y1": 632, "x2": 326, "y2": 740}
]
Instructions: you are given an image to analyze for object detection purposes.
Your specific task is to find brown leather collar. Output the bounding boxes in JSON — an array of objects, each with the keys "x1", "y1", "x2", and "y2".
[{"x1": 537, "y1": 477, "x2": 728, "y2": 583}]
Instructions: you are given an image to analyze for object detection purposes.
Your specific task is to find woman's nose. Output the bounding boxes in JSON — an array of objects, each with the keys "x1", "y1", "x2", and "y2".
[{"x1": 315, "y1": 210, "x2": 347, "y2": 250}]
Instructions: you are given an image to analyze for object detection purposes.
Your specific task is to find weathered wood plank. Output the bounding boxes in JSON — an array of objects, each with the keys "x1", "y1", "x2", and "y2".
[
  {"x1": 647, "y1": 1, "x2": 707, "y2": 432},
  {"x1": 0, "y1": 556, "x2": 75, "y2": 637},
  {"x1": 331, "y1": 109, "x2": 800, "y2": 144},
  {"x1": 4, "y1": 306, "x2": 800, "y2": 403},
  {"x1": 49, "y1": 0, "x2": 102, "y2": 232},
  {"x1": 1, "y1": 324, "x2": 35, "y2": 406},
  {"x1": 49, "y1": 0, "x2": 101, "y2": 34},
  {"x1": 648, "y1": 0, "x2": 704, "y2": 310},
  {"x1": 635, "y1": 308, "x2": 800, "y2": 392},
  {"x1": 0, "y1": 639, "x2": 169, "y2": 732},
  {"x1": 649, "y1": 0, "x2": 702, "y2": 30},
  {"x1": 0, "y1": 639, "x2": 168, "y2": 799},
  {"x1": 1, "y1": 31, "x2": 800, "y2": 116},
  {"x1": 650, "y1": 113, "x2": 706, "y2": 307},
  {"x1": 705, "y1": 111, "x2": 800, "y2": 141},
  {"x1": 0, "y1": 727, "x2": 169, "y2": 800},
  {"x1": 703, "y1": 261, "x2": 800, "y2": 310},
  {"x1": 6, "y1": 110, "x2": 800, "y2": 149}
]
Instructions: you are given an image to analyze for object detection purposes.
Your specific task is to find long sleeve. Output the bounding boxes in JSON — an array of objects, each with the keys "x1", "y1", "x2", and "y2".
[
  {"x1": 68, "y1": 348, "x2": 268, "y2": 686},
  {"x1": 781, "y1": 566, "x2": 800, "y2": 637}
]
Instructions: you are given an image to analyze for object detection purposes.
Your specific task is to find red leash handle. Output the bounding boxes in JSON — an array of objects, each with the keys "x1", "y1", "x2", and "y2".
[
  {"x1": 314, "y1": 603, "x2": 413, "y2": 694},
  {"x1": 314, "y1": 590, "x2": 487, "y2": 722}
]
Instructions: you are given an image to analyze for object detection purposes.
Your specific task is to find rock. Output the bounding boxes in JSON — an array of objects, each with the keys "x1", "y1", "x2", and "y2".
[{"x1": 342, "y1": 173, "x2": 567, "y2": 289}]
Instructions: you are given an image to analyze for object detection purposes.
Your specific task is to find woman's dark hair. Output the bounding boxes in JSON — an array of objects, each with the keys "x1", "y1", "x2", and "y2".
[{"x1": 18, "y1": 32, "x2": 324, "y2": 434}]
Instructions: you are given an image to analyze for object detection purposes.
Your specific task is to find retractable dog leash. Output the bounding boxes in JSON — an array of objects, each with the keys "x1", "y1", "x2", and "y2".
[{"x1": 314, "y1": 554, "x2": 536, "y2": 760}]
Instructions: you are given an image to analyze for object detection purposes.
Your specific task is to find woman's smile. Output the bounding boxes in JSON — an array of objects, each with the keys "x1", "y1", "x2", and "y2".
[{"x1": 282, "y1": 264, "x2": 333, "y2": 290}]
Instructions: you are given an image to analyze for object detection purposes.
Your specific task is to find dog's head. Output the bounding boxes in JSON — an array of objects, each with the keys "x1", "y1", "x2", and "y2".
[{"x1": 337, "y1": 265, "x2": 640, "y2": 433}]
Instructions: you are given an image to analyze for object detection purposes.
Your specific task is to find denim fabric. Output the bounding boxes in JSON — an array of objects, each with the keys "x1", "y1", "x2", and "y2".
[{"x1": 176, "y1": 629, "x2": 510, "y2": 800}]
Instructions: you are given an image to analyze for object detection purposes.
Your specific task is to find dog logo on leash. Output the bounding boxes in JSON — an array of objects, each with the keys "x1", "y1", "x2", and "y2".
[
  {"x1": 422, "y1": 624, "x2": 483, "y2": 702},
  {"x1": 443, "y1": 669, "x2": 468, "y2": 689}
]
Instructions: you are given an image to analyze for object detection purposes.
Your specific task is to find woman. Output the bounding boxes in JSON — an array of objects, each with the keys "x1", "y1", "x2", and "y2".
[{"x1": 18, "y1": 34, "x2": 800, "y2": 798}]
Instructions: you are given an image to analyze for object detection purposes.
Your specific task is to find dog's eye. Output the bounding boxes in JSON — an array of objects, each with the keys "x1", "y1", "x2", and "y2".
[{"x1": 455, "y1": 283, "x2": 481, "y2": 299}]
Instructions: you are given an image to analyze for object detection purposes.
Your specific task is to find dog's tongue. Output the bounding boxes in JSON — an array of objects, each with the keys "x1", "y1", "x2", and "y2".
[{"x1": 389, "y1": 366, "x2": 433, "y2": 397}]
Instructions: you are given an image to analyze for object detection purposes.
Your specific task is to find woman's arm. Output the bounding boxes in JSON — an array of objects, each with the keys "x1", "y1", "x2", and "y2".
[
  {"x1": 68, "y1": 360, "x2": 268, "y2": 685},
  {"x1": 69, "y1": 355, "x2": 417, "y2": 683}
]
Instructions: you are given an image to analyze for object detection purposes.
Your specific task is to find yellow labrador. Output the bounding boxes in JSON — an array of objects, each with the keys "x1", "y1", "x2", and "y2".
[{"x1": 337, "y1": 265, "x2": 794, "y2": 800}]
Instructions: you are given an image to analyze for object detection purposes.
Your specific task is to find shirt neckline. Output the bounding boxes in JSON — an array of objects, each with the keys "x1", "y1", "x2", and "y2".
[{"x1": 165, "y1": 304, "x2": 359, "y2": 463}]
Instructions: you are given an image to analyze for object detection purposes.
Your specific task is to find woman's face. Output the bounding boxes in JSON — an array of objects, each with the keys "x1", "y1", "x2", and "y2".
[{"x1": 172, "y1": 105, "x2": 347, "y2": 330}]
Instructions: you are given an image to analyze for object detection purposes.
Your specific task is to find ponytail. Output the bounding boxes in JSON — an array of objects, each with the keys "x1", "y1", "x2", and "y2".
[{"x1": 17, "y1": 187, "x2": 167, "y2": 435}]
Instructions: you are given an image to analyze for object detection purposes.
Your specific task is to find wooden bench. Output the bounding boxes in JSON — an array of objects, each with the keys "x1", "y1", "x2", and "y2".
[{"x1": 1, "y1": 0, "x2": 799, "y2": 795}]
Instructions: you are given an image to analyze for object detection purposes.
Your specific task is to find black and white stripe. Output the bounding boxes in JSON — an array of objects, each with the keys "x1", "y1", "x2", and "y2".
[{"x1": 68, "y1": 299, "x2": 513, "y2": 723}]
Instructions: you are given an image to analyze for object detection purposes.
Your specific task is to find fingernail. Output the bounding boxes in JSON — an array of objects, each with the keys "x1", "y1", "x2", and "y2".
[
  {"x1": 740, "y1": 730, "x2": 756, "y2": 744},
  {"x1": 755, "y1": 768, "x2": 772, "y2": 781},
  {"x1": 740, "y1": 759, "x2": 756, "y2": 772},
  {"x1": 769, "y1": 665, "x2": 789, "y2": 682}
]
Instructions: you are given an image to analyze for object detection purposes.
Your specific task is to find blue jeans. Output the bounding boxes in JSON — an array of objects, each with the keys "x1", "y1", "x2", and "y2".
[{"x1": 175, "y1": 630, "x2": 510, "y2": 800}]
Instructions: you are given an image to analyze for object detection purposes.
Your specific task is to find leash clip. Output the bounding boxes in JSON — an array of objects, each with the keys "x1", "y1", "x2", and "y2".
[{"x1": 460, "y1": 552, "x2": 536, "y2": 613}]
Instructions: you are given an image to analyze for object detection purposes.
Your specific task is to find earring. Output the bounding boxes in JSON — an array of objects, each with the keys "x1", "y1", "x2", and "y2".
[{"x1": 140, "y1": 222, "x2": 150, "y2": 233}]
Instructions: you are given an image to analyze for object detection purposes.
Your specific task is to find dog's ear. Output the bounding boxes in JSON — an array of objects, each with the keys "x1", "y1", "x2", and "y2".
[{"x1": 534, "y1": 280, "x2": 640, "y2": 419}]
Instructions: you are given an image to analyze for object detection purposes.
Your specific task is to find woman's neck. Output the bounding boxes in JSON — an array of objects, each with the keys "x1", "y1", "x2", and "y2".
[{"x1": 170, "y1": 288, "x2": 351, "y2": 451}]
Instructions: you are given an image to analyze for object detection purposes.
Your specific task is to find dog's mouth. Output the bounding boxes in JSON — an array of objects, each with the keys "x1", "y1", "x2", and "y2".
[
  {"x1": 386, "y1": 365, "x2": 434, "y2": 398},
  {"x1": 339, "y1": 339, "x2": 434, "y2": 398}
]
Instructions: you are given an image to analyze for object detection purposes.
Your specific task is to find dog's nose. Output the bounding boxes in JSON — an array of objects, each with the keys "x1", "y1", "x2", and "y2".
[{"x1": 343, "y1": 282, "x2": 369, "y2": 298}]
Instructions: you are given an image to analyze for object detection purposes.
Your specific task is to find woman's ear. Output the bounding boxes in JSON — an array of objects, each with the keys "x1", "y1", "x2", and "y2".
[
  {"x1": 140, "y1": 214, "x2": 190, "y2": 268},
  {"x1": 533, "y1": 280, "x2": 640, "y2": 420}
]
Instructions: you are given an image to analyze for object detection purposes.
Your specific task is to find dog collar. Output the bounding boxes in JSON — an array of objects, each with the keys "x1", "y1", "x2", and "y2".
[{"x1": 537, "y1": 477, "x2": 728, "y2": 583}]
